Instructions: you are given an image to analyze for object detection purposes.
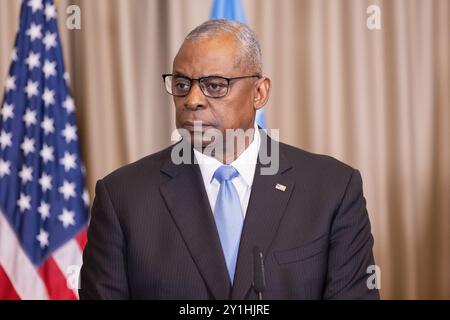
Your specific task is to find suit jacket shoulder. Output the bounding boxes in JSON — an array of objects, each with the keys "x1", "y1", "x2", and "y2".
[{"x1": 102, "y1": 144, "x2": 174, "y2": 187}]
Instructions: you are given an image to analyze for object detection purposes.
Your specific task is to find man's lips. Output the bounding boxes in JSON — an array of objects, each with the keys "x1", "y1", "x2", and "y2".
[{"x1": 182, "y1": 121, "x2": 214, "y2": 131}]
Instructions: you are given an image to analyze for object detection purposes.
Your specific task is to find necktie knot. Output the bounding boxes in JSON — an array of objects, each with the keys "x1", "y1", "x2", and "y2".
[{"x1": 213, "y1": 165, "x2": 239, "y2": 183}]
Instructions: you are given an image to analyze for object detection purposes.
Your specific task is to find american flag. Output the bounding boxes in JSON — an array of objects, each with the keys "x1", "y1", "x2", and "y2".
[{"x1": 0, "y1": 0, "x2": 88, "y2": 299}]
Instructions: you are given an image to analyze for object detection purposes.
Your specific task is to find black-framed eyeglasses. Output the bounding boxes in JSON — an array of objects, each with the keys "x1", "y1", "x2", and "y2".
[{"x1": 162, "y1": 74, "x2": 261, "y2": 98}]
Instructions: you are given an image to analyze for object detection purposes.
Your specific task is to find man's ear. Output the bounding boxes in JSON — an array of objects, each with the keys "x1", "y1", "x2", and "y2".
[{"x1": 253, "y1": 77, "x2": 271, "y2": 111}]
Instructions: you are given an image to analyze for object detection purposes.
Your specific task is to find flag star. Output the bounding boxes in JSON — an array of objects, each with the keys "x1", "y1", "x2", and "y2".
[
  {"x1": 39, "y1": 173, "x2": 52, "y2": 192},
  {"x1": 63, "y1": 96, "x2": 75, "y2": 113},
  {"x1": 64, "y1": 72, "x2": 70, "y2": 85},
  {"x1": 37, "y1": 201, "x2": 50, "y2": 220},
  {"x1": 24, "y1": 79, "x2": 39, "y2": 99},
  {"x1": 25, "y1": 51, "x2": 40, "y2": 71},
  {"x1": 42, "y1": 88, "x2": 55, "y2": 107},
  {"x1": 0, "y1": 159, "x2": 11, "y2": 178},
  {"x1": 5, "y1": 75, "x2": 16, "y2": 92},
  {"x1": 40, "y1": 144, "x2": 54, "y2": 163},
  {"x1": 20, "y1": 137, "x2": 35, "y2": 155},
  {"x1": 41, "y1": 116, "x2": 55, "y2": 135},
  {"x1": 23, "y1": 109, "x2": 37, "y2": 127},
  {"x1": 60, "y1": 152, "x2": 77, "y2": 171},
  {"x1": 27, "y1": 0, "x2": 43, "y2": 13},
  {"x1": 59, "y1": 180, "x2": 76, "y2": 200},
  {"x1": 36, "y1": 229, "x2": 49, "y2": 248},
  {"x1": 62, "y1": 124, "x2": 77, "y2": 143},
  {"x1": 11, "y1": 48, "x2": 18, "y2": 62},
  {"x1": 1, "y1": 102, "x2": 14, "y2": 121},
  {"x1": 58, "y1": 208, "x2": 76, "y2": 228},
  {"x1": 17, "y1": 193, "x2": 31, "y2": 213},
  {"x1": 25, "y1": 22, "x2": 42, "y2": 42},
  {"x1": 42, "y1": 32, "x2": 57, "y2": 51},
  {"x1": 44, "y1": 3, "x2": 57, "y2": 20},
  {"x1": 18, "y1": 165, "x2": 33, "y2": 184},
  {"x1": 0, "y1": 130, "x2": 12, "y2": 149},
  {"x1": 83, "y1": 189, "x2": 90, "y2": 207},
  {"x1": 42, "y1": 60, "x2": 57, "y2": 78}
]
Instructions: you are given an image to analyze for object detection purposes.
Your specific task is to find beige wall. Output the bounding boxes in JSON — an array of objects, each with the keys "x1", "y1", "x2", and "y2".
[{"x1": 1, "y1": 0, "x2": 449, "y2": 299}]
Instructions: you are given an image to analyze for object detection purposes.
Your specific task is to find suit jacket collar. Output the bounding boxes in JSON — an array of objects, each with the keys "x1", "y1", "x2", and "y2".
[{"x1": 159, "y1": 129, "x2": 295, "y2": 299}]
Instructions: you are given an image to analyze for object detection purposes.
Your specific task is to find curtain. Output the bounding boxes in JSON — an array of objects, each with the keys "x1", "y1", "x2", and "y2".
[{"x1": 1, "y1": 0, "x2": 449, "y2": 299}]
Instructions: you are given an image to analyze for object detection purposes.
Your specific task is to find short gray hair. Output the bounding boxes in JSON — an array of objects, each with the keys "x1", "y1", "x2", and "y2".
[{"x1": 185, "y1": 19, "x2": 262, "y2": 74}]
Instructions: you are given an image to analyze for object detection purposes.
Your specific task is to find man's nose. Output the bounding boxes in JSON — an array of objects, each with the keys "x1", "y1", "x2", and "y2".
[{"x1": 184, "y1": 81, "x2": 207, "y2": 110}]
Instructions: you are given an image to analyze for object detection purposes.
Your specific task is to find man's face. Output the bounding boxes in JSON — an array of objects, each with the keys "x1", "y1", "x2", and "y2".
[{"x1": 172, "y1": 33, "x2": 259, "y2": 147}]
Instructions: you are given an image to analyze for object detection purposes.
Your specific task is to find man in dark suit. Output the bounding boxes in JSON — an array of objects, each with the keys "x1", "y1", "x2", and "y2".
[{"x1": 79, "y1": 19, "x2": 379, "y2": 300}]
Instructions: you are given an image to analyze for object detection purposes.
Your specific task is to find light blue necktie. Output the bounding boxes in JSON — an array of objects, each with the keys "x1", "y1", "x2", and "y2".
[{"x1": 213, "y1": 165, "x2": 244, "y2": 284}]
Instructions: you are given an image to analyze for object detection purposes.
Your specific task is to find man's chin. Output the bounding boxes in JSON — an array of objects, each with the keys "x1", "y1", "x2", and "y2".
[{"x1": 191, "y1": 134, "x2": 219, "y2": 150}]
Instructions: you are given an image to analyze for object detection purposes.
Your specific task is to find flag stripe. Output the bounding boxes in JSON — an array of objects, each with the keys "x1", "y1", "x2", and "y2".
[
  {"x1": 53, "y1": 238, "x2": 84, "y2": 297},
  {"x1": 38, "y1": 256, "x2": 77, "y2": 300},
  {"x1": 0, "y1": 211, "x2": 49, "y2": 300},
  {"x1": 0, "y1": 265, "x2": 20, "y2": 300},
  {"x1": 75, "y1": 229, "x2": 87, "y2": 251}
]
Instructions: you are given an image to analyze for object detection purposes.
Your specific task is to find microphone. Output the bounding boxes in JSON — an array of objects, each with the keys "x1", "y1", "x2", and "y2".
[{"x1": 253, "y1": 246, "x2": 266, "y2": 300}]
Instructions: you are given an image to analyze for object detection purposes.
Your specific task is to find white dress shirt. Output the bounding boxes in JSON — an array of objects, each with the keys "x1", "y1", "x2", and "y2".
[{"x1": 193, "y1": 124, "x2": 261, "y2": 218}]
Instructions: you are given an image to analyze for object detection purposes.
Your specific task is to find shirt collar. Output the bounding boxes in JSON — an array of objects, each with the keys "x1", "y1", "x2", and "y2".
[{"x1": 193, "y1": 122, "x2": 261, "y2": 187}]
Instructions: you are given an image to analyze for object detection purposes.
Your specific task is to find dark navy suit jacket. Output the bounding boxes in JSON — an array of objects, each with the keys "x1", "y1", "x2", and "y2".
[{"x1": 79, "y1": 130, "x2": 379, "y2": 300}]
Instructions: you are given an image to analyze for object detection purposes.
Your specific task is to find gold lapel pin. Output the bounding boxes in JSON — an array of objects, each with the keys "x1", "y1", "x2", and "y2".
[{"x1": 275, "y1": 183, "x2": 287, "y2": 192}]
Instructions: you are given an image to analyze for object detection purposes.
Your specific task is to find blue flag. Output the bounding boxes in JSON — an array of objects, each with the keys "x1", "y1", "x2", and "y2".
[
  {"x1": 211, "y1": 0, "x2": 247, "y2": 23},
  {"x1": 210, "y1": 0, "x2": 267, "y2": 128},
  {"x1": 0, "y1": 0, "x2": 88, "y2": 299}
]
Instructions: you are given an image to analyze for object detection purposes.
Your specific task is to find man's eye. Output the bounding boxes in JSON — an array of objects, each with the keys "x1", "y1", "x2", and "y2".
[
  {"x1": 206, "y1": 82, "x2": 226, "y2": 91},
  {"x1": 175, "y1": 82, "x2": 190, "y2": 90}
]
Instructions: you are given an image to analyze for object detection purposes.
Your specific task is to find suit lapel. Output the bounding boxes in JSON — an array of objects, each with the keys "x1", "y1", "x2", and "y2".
[
  {"x1": 159, "y1": 144, "x2": 231, "y2": 300},
  {"x1": 231, "y1": 132, "x2": 295, "y2": 299},
  {"x1": 158, "y1": 133, "x2": 295, "y2": 300}
]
